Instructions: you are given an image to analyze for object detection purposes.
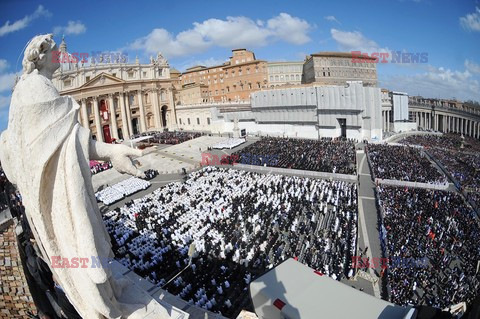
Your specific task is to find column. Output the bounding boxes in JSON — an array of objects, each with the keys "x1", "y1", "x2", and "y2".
[
  {"x1": 137, "y1": 90, "x2": 147, "y2": 132},
  {"x1": 387, "y1": 110, "x2": 390, "y2": 131},
  {"x1": 416, "y1": 112, "x2": 420, "y2": 127},
  {"x1": 108, "y1": 94, "x2": 119, "y2": 140},
  {"x1": 92, "y1": 97, "x2": 103, "y2": 142},
  {"x1": 470, "y1": 120, "x2": 474, "y2": 137},
  {"x1": 168, "y1": 87, "x2": 176, "y2": 128},
  {"x1": 80, "y1": 98, "x2": 89, "y2": 129},
  {"x1": 118, "y1": 92, "x2": 129, "y2": 139},
  {"x1": 152, "y1": 89, "x2": 162, "y2": 129},
  {"x1": 125, "y1": 92, "x2": 133, "y2": 137}
]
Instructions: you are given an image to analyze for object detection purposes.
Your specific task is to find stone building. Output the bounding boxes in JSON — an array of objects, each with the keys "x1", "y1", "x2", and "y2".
[
  {"x1": 302, "y1": 52, "x2": 377, "y2": 86},
  {"x1": 180, "y1": 49, "x2": 268, "y2": 103},
  {"x1": 409, "y1": 97, "x2": 480, "y2": 139},
  {"x1": 52, "y1": 38, "x2": 179, "y2": 142},
  {"x1": 267, "y1": 61, "x2": 304, "y2": 87},
  {"x1": 211, "y1": 82, "x2": 383, "y2": 141}
]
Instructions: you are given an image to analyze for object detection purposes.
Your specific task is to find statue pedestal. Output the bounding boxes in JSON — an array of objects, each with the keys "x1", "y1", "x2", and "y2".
[{"x1": 109, "y1": 260, "x2": 189, "y2": 319}]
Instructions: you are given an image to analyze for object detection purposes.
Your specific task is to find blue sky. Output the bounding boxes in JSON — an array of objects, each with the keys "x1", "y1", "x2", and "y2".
[{"x1": 0, "y1": 0, "x2": 479, "y2": 132}]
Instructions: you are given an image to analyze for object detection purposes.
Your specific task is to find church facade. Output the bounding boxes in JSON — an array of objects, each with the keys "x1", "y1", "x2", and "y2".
[{"x1": 52, "y1": 38, "x2": 180, "y2": 142}]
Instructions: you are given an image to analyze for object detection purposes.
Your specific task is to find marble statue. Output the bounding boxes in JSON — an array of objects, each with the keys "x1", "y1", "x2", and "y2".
[{"x1": 0, "y1": 34, "x2": 167, "y2": 318}]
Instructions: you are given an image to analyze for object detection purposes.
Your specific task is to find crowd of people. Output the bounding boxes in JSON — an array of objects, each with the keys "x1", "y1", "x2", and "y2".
[
  {"x1": 367, "y1": 144, "x2": 447, "y2": 184},
  {"x1": 0, "y1": 166, "x2": 9, "y2": 211},
  {"x1": 90, "y1": 160, "x2": 113, "y2": 175},
  {"x1": 95, "y1": 177, "x2": 151, "y2": 205},
  {"x1": 130, "y1": 131, "x2": 202, "y2": 145},
  {"x1": 143, "y1": 169, "x2": 159, "y2": 180},
  {"x1": 102, "y1": 167, "x2": 358, "y2": 317},
  {"x1": 212, "y1": 138, "x2": 246, "y2": 150},
  {"x1": 230, "y1": 137, "x2": 357, "y2": 174},
  {"x1": 378, "y1": 185, "x2": 480, "y2": 309},
  {"x1": 401, "y1": 134, "x2": 480, "y2": 208}
]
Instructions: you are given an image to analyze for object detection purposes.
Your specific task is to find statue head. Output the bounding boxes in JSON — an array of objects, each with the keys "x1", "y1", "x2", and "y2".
[{"x1": 22, "y1": 34, "x2": 59, "y2": 79}]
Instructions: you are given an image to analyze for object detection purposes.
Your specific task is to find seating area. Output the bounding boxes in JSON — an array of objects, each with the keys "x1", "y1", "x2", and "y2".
[
  {"x1": 378, "y1": 185, "x2": 480, "y2": 309},
  {"x1": 102, "y1": 167, "x2": 358, "y2": 317},
  {"x1": 95, "y1": 177, "x2": 151, "y2": 205},
  {"x1": 231, "y1": 137, "x2": 357, "y2": 174},
  {"x1": 90, "y1": 160, "x2": 113, "y2": 175},
  {"x1": 130, "y1": 131, "x2": 202, "y2": 145},
  {"x1": 212, "y1": 138, "x2": 246, "y2": 150},
  {"x1": 367, "y1": 144, "x2": 447, "y2": 184}
]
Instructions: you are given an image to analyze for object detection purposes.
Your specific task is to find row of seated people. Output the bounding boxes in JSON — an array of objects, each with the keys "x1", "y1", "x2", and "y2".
[
  {"x1": 103, "y1": 167, "x2": 358, "y2": 317},
  {"x1": 400, "y1": 134, "x2": 480, "y2": 208},
  {"x1": 378, "y1": 185, "x2": 480, "y2": 309},
  {"x1": 130, "y1": 131, "x2": 202, "y2": 145},
  {"x1": 228, "y1": 137, "x2": 357, "y2": 174},
  {"x1": 367, "y1": 144, "x2": 447, "y2": 184}
]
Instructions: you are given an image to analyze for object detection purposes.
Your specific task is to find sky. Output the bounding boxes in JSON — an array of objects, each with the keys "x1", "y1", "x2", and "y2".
[{"x1": 0, "y1": 0, "x2": 479, "y2": 132}]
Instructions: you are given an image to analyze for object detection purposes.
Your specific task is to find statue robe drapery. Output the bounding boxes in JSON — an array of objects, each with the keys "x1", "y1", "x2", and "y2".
[{"x1": 0, "y1": 76, "x2": 150, "y2": 318}]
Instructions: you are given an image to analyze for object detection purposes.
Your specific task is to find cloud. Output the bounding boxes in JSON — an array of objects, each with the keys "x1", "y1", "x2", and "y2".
[
  {"x1": 0, "y1": 72, "x2": 16, "y2": 92},
  {"x1": 178, "y1": 57, "x2": 228, "y2": 71},
  {"x1": 330, "y1": 28, "x2": 391, "y2": 61},
  {"x1": 53, "y1": 20, "x2": 87, "y2": 36},
  {"x1": 325, "y1": 16, "x2": 341, "y2": 24},
  {"x1": 266, "y1": 13, "x2": 312, "y2": 45},
  {"x1": 129, "y1": 13, "x2": 312, "y2": 58},
  {"x1": 460, "y1": 7, "x2": 480, "y2": 32},
  {"x1": 0, "y1": 59, "x2": 17, "y2": 93},
  {"x1": 0, "y1": 5, "x2": 51, "y2": 37},
  {"x1": 0, "y1": 59, "x2": 8, "y2": 73},
  {"x1": 381, "y1": 65, "x2": 480, "y2": 101},
  {"x1": 465, "y1": 60, "x2": 480, "y2": 74},
  {"x1": 0, "y1": 94, "x2": 10, "y2": 110},
  {"x1": 331, "y1": 28, "x2": 386, "y2": 53}
]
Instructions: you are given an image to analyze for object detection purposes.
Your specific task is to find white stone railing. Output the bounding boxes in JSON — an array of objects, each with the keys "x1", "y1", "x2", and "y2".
[{"x1": 374, "y1": 178, "x2": 449, "y2": 190}]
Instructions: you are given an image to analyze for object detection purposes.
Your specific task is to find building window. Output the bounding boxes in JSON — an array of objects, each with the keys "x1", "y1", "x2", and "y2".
[
  {"x1": 86, "y1": 76, "x2": 90, "y2": 82},
  {"x1": 179, "y1": 118, "x2": 182, "y2": 124},
  {"x1": 64, "y1": 79, "x2": 71, "y2": 87},
  {"x1": 187, "y1": 118, "x2": 191, "y2": 125},
  {"x1": 143, "y1": 72, "x2": 147, "y2": 77},
  {"x1": 112, "y1": 73, "x2": 116, "y2": 78},
  {"x1": 161, "y1": 91, "x2": 166, "y2": 101},
  {"x1": 207, "y1": 117, "x2": 210, "y2": 125},
  {"x1": 197, "y1": 118, "x2": 200, "y2": 125},
  {"x1": 128, "y1": 71, "x2": 134, "y2": 78}
]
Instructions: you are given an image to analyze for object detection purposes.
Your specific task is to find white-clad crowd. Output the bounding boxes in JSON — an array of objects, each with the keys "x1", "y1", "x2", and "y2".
[
  {"x1": 95, "y1": 177, "x2": 151, "y2": 205},
  {"x1": 212, "y1": 138, "x2": 246, "y2": 150},
  {"x1": 102, "y1": 167, "x2": 358, "y2": 317}
]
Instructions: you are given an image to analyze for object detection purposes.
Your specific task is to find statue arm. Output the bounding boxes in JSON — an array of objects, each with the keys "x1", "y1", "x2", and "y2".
[{"x1": 89, "y1": 139, "x2": 145, "y2": 177}]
